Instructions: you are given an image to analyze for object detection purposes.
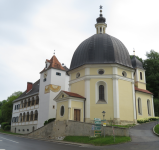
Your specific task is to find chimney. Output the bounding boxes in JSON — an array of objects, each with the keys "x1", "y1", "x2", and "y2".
[{"x1": 27, "y1": 82, "x2": 33, "y2": 93}]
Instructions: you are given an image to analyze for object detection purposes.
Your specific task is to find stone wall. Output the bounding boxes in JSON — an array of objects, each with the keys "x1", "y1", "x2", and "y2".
[{"x1": 28, "y1": 120, "x2": 130, "y2": 139}]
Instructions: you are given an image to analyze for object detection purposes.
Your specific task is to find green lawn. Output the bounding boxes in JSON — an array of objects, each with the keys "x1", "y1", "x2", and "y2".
[
  {"x1": 64, "y1": 136, "x2": 131, "y2": 146},
  {"x1": 154, "y1": 124, "x2": 159, "y2": 134},
  {"x1": 0, "y1": 129, "x2": 22, "y2": 135}
]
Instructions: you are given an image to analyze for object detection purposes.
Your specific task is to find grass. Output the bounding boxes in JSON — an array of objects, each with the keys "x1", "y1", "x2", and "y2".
[
  {"x1": 0, "y1": 129, "x2": 22, "y2": 135},
  {"x1": 154, "y1": 124, "x2": 159, "y2": 134},
  {"x1": 63, "y1": 136, "x2": 131, "y2": 146},
  {"x1": 111, "y1": 124, "x2": 135, "y2": 128}
]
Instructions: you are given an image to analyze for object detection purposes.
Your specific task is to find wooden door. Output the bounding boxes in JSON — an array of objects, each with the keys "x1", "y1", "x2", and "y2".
[{"x1": 74, "y1": 109, "x2": 80, "y2": 121}]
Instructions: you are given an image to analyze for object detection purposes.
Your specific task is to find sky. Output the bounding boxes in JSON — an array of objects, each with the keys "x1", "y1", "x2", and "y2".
[{"x1": 0, "y1": 0, "x2": 159, "y2": 101}]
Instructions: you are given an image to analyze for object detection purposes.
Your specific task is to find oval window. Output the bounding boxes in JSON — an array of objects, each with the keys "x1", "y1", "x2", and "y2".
[
  {"x1": 122, "y1": 71, "x2": 127, "y2": 77},
  {"x1": 76, "y1": 73, "x2": 80, "y2": 78},
  {"x1": 98, "y1": 69, "x2": 104, "y2": 75},
  {"x1": 60, "y1": 106, "x2": 64, "y2": 116}
]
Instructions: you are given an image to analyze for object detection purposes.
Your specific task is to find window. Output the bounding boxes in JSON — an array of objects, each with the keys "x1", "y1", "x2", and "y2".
[
  {"x1": 138, "y1": 98, "x2": 142, "y2": 115},
  {"x1": 45, "y1": 63, "x2": 47, "y2": 68},
  {"x1": 23, "y1": 113, "x2": 25, "y2": 122},
  {"x1": 62, "y1": 95, "x2": 64, "y2": 98},
  {"x1": 27, "y1": 129, "x2": 29, "y2": 131},
  {"x1": 147, "y1": 100, "x2": 151, "y2": 115},
  {"x1": 30, "y1": 111, "x2": 33, "y2": 121},
  {"x1": 99, "y1": 85, "x2": 105, "y2": 101},
  {"x1": 56, "y1": 72, "x2": 61, "y2": 76},
  {"x1": 15, "y1": 105, "x2": 16, "y2": 110},
  {"x1": 53, "y1": 105, "x2": 55, "y2": 109},
  {"x1": 32, "y1": 97, "x2": 34, "y2": 106},
  {"x1": 60, "y1": 106, "x2": 64, "y2": 116},
  {"x1": 16, "y1": 117, "x2": 19, "y2": 122},
  {"x1": 100, "y1": 27, "x2": 102, "y2": 33},
  {"x1": 27, "y1": 112, "x2": 29, "y2": 121},
  {"x1": 36, "y1": 96, "x2": 39, "y2": 105},
  {"x1": 17, "y1": 105, "x2": 19, "y2": 110},
  {"x1": 140, "y1": 72, "x2": 142, "y2": 80},
  {"x1": 28, "y1": 99, "x2": 30, "y2": 107},
  {"x1": 24, "y1": 100, "x2": 27, "y2": 108},
  {"x1": 34, "y1": 110, "x2": 38, "y2": 120},
  {"x1": 122, "y1": 71, "x2": 127, "y2": 77},
  {"x1": 76, "y1": 73, "x2": 80, "y2": 78},
  {"x1": 21, "y1": 101, "x2": 23, "y2": 108},
  {"x1": 98, "y1": 69, "x2": 104, "y2": 75},
  {"x1": 20, "y1": 113, "x2": 22, "y2": 122},
  {"x1": 43, "y1": 78, "x2": 46, "y2": 82}
]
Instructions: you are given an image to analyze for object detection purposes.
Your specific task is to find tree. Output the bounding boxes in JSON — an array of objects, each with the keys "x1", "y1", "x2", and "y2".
[{"x1": 0, "y1": 91, "x2": 22, "y2": 124}]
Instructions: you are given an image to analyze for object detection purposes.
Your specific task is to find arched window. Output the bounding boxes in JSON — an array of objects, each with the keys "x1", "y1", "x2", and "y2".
[
  {"x1": 36, "y1": 96, "x2": 39, "y2": 105},
  {"x1": 24, "y1": 100, "x2": 27, "y2": 108},
  {"x1": 60, "y1": 106, "x2": 64, "y2": 116},
  {"x1": 15, "y1": 105, "x2": 16, "y2": 110},
  {"x1": 20, "y1": 113, "x2": 22, "y2": 122},
  {"x1": 16, "y1": 117, "x2": 19, "y2": 122},
  {"x1": 28, "y1": 99, "x2": 30, "y2": 107},
  {"x1": 23, "y1": 112, "x2": 25, "y2": 122},
  {"x1": 34, "y1": 110, "x2": 38, "y2": 120},
  {"x1": 100, "y1": 27, "x2": 102, "y2": 33},
  {"x1": 138, "y1": 98, "x2": 142, "y2": 115},
  {"x1": 30, "y1": 111, "x2": 33, "y2": 121},
  {"x1": 32, "y1": 126, "x2": 34, "y2": 132},
  {"x1": 99, "y1": 85, "x2": 105, "y2": 101},
  {"x1": 32, "y1": 97, "x2": 34, "y2": 106},
  {"x1": 147, "y1": 100, "x2": 151, "y2": 115},
  {"x1": 27, "y1": 112, "x2": 29, "y2": 121},
  {"x1": 140, "y1": 72, "x2": 142, "y2": 80}
]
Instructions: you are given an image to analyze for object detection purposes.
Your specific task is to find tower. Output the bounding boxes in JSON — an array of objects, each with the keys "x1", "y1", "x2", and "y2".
[{"x1": 37, "y1": 54, "x2": 69, "y2": 128}]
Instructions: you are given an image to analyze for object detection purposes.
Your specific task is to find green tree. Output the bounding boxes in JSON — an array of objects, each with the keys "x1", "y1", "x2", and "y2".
[{"x1": 0, "y1": 91, "x2": 22, "y2": 124}]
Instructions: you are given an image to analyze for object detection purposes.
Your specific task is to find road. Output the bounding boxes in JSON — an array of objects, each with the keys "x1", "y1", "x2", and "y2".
[{"x1": 0, "y1": 121, "x2": 159, "y2": 150}]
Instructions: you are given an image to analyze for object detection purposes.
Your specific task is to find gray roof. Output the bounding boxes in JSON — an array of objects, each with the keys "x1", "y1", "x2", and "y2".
[
  {"x1": 13, "y1": 79, "x2": 40, "y2": 102},
  {"x1": 131, "y1": 56, "x2": 144, "y2": 69},
  {"x1": 70, "y1": 33, "x2": 133, "y2": 70}
]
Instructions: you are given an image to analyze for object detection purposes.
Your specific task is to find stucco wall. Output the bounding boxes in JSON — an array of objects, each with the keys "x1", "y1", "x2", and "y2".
[
  {"x1": 71, "y1": 68, "x2": 85, "y2": 80},
  {"x1": 70, "y1": 80, "x2": 85, "y2": 97},
  {"x1": 136, "y1": 91, "x2": 153, "y2": 119},
  {"x1": 89, "y1": 67, "x2": 112, "y2": 75},
  {"x1": 118, "y1": 68, "x2": 132, "y2": 78},
  {"x1": 90, "y1": 78, "x2": 114, "y2": 120},
  {"x1": 118, "y1": 80, "x2": 134, "y2": 121}
]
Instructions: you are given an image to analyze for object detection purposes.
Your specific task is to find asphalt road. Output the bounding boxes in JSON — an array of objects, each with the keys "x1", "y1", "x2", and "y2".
[{"x1": 0, "y1": 121, "x2": 159, "y2": 150}]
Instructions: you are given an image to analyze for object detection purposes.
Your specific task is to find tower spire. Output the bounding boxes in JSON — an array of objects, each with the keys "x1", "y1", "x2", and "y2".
[{"x1": 95, "y1": 5, "x2": 107, "y2": 34}]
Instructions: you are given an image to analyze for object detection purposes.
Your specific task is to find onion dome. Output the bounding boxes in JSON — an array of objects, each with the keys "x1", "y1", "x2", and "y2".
[
  {"x1": 70, "y1": 34, "x2": 133, "y2": 70},
  {"x1": 131, "y1": 55, "x2": 144, "y2": 69},
  {"x1": 96, "y1": 13, "x2": 106, "y2": 23}
]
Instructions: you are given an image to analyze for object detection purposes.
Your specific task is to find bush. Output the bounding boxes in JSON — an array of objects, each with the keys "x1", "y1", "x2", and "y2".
[
  {"x1": 44, "y1": 121, "x2": 48, "y2": 126},
  {"x1": 4, "y1": 125, "x2": 11, "y2": 131},
  {"x1": 1, "y1": 122, "x2": 9, "y2": 129},
  {"x1": 137, "y1": 117, "x2": 159, "y2": 123},
  {"x1": 48, "y1": 118, "x2": 56, "y2": 123}
]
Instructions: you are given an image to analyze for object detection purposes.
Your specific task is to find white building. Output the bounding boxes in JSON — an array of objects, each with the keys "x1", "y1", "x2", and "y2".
[{"x1": 11, "y1": 55, "x2": 69, "y2": 134}]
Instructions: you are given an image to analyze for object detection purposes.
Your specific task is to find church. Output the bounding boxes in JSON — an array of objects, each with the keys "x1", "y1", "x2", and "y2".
[{"x1": 11, "y1": 7, "x2": 154, "y2": 134}]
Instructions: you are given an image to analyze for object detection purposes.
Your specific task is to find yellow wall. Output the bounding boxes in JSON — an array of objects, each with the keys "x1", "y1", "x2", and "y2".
[
  {"x1": 135, "y1": 82, "x2": 146, "y2": 90},
  {"x1": 71, "y1": 68, "x2": 85, "y2": 80},
  {"x1": 135, "y1": 92, "x2": 153, "y2": 119},
  {"x1": 71, "y1": 100, "x2": 84, "y2": 122},
  {"x1": 118, "y1": 80, "x2": 134, "y2": 121},
  {"x1": 56, "y1": 101, "x2": 68, "y2": 121},
  {"x1": 89, "y1": 78, "x2": 114, "y2": 120},
  {"x1": 90, "y1": 67, "x2": 112, "y2": 75},
  {"x1": 70, "y1": 80, "x2": 85, "y2": 97},
  {"x1": 138, "y1": 69, "x2": 145, "y2": 83},
  {"x1": 118, "y1": 68, "x2": 132, "y2": 78}
]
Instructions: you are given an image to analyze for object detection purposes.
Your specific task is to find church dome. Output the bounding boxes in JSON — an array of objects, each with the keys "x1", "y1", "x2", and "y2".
[{"x1": 70, "y1": 33, "x2": 133, "y2": 70}]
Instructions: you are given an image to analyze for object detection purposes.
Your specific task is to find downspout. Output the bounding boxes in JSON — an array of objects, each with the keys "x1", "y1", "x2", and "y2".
[{"x1": 84, "y1": 99, "x2": 86, "y2": 122}]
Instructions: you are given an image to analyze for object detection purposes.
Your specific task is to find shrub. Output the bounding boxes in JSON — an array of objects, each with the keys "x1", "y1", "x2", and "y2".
[
  {"x1": 1, "y1": 122, "x2": 9, "y2": 129},
  {"x1": 137, "y1": 117, "x2": 159, "y2": 123},
  {"x1": 4, "y1": 125, "x2": 11, "y2": 131},
  {"x1": 44, "y1": 121, "x2": 48, "y2": 126},
  {"x1": 48, "y1": 118, "x2": 56, "y2": 123}
]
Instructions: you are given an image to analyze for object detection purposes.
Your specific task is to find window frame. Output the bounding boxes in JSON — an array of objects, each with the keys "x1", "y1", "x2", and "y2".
[
  {"x1": 60, "y1": 105, "x2": 65, "y2": 117},
  {"x1": 138, "y1": 98, "x2": 142, "y2": 115}
]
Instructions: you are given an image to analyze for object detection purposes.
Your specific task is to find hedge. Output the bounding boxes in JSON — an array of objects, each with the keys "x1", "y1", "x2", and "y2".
[
  {"x1": 137, "y1": 117, "x2": 159, "y2": 123},
  {"x1": 1, "y1": 122, "x2": 9, "y2": 129},
  {"x1": 44, "y1": 118, "x2": 56, "y2": 126},
  {"x1": 4, "y1": 125, "x2": 11, "y2": 131}
]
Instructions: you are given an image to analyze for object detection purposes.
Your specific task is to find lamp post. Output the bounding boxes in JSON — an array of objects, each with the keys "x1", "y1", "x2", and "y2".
[{"x1": 102, "y1": 111, "x2": 106, "y2": 137}]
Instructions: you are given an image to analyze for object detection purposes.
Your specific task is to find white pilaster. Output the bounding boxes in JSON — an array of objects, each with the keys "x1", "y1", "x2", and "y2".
[
  {"x1": 152, "y1": 95, "x2": 155, "y2": 117},
  {"x1": 68, "y1": 99, "x2": 71, "y2": 120},
  {"x1": 69, "y1": 74, "x2": 71, "y2": 92},
  {"x1": 113, "y1": 67, "x2": 120, "y2": 119},
  {"x1": 143, "y1": 71, "x2": 146, "y2": 83},
  {"x1": 132, "y1": 82, "x2": 137, "y2": 120},
  {"x1": 85, "y1": 79, "x2": 90, "y2": 119},
  {"x1": 136, "y1": 69, "x2": 139, "y2": 82}
]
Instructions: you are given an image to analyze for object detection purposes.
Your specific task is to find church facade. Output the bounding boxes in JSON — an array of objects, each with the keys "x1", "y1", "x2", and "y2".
[{"x1": 11, "y1": 8, "x2": 154, "y2": 134}]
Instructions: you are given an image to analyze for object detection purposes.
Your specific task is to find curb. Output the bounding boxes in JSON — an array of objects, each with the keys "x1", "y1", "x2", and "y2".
[{"x1": 152, "y1": 124, "x2": 159, "y2": 136}]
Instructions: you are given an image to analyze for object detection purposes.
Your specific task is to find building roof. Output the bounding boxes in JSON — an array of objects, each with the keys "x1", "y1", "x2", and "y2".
[
  {"x1": 135, "y1": 87, "x2": 153, "y2": 95},
  {"x1": 13, "y1": 79, "x2": 40, "y2": 102},
  {"x1": 131, "y1": 56, "x2": 144, "y2": 69},
  {"x1": 40, "y1": 55, "x2": 66, "y2": 73},
  {"x1": 69, "y1": 34, "x2": 133, "y2": 71},
  {"x1": 62, "y1": 91, "x2": 85, "y2": 99}
]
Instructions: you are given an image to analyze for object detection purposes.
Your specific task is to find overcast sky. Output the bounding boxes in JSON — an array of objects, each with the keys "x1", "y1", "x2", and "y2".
[{"x1": 1, "y1": 0, "x2": 159, "y2": 101}]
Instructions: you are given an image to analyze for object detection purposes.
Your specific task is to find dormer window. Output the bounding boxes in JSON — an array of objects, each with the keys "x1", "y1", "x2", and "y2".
[{"x1": 45, "y1": 63, "x2": 47, "y2": 69}]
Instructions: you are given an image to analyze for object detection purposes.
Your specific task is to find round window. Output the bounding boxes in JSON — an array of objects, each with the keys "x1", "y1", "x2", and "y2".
[
  {"x1": 76, "y1": 73, "x2": 80, "y2": 78},
  {"x1": 122, "y1": 71, "x2": 127, "y2": 77},
  {"x1": 98, "y1": 69, "x2": 104, "y2": 75},
  {"x1": 60, "y1": 106, "x2": 64, "y2": 116}
]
